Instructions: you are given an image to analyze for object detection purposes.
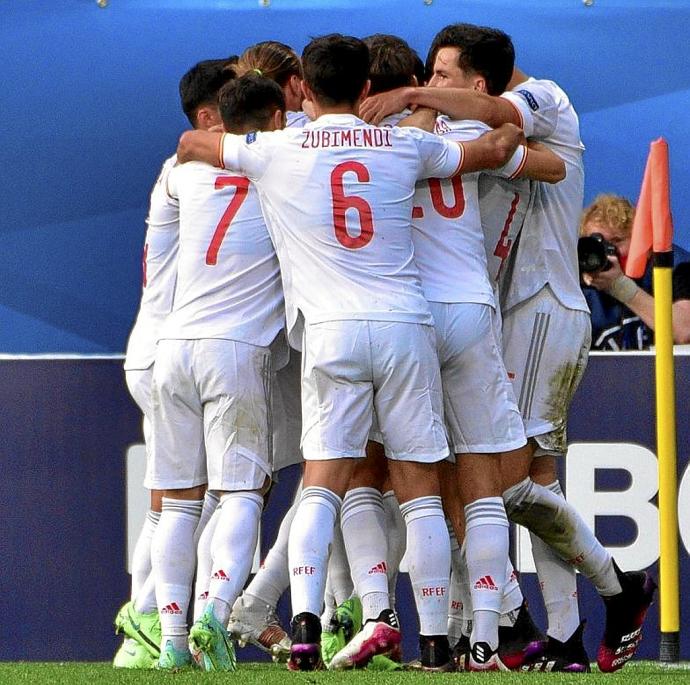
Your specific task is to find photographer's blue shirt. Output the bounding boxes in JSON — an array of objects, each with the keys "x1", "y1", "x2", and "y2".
[{"x1": 584, "y1": 245, "x2": 690, "y2": 350}]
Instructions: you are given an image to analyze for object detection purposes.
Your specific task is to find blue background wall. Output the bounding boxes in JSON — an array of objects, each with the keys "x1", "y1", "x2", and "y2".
[{"x1": 2, "y1": 0, "x2": 690, "y2": 353}]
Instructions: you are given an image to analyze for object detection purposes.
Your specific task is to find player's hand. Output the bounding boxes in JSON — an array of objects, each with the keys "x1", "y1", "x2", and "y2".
[
  {"x1": 490, "y1": 122, "x2": 523, "y2": 165},
  {"x1": 360, "y1": 87, "x2": 413, "y2": 125},
  {"x1": 582, "y1": 255, "x2": 623, "y2": 290},
  {"x1": 398, "y1": 107, "x2": 437, "y2": 132},
  {"x1": 302, "y1": 98, "x2": 317, "y2": 122},
  {"x1": 177, "y1": 130, "x2": 224, "y2": 166}
]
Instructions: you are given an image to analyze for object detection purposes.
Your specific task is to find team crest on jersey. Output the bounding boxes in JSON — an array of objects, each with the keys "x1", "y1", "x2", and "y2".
[
  {"x1": 517, "y1": 89, "x2": 539, "y2": 112},
  {"x1": 246, "y1": 131, "x2": 257, "y2": 144}
]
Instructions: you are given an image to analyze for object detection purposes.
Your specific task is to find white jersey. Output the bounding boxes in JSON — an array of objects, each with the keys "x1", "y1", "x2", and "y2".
[
  {"x1": 286, "y1": 110, "x2": 311, "y2": 128},
  {"x1": 500, "y1": 77, "x2": 588, "y2": 313},
  {"x1": 478, "y1": 173, "x2": 532, "y2": 294},
  {"x1": 124, "y1": 154, "x2": 179, "y2": 370},
  {"x1": 411, "y1": 117, "x2": 527, "y2": 305},
  {"x1": 220, "y1": 114, "x2": 463, "y2": 347},
  {"x1": 160, "y1": 161, "x2": 284, "y2": 345}
]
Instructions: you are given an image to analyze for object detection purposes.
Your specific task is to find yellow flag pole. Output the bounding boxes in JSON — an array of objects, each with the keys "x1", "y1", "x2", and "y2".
[{"x1": 654, "y1": 249, "x2": 680, "y2": 663}]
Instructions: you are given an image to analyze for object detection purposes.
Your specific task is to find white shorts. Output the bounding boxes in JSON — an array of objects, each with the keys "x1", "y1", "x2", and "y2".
[
  {"x1": 147, "y1": 338, "x2": 273, "y2": 491},
  {"x1": 272, "y1": 348, "x2": 304, "y2": 472},
  {"x1": 430, "y1": 302, "x2": 526, "y2": 454},
  {"x1": 300, "y1": 320, "x2": 448, "y2": 462},
  {"x1": 501, "y1": 286, "x2": 591, "y2": 456},
  {"x1": 125, "y1": 366, "x2": 153, "y2": 454}
]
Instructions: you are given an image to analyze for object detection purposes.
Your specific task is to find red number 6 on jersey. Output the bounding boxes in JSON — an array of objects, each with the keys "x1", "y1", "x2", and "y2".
[{"x1": 331, "y1": 161, "x2": 374, "y2": 249}]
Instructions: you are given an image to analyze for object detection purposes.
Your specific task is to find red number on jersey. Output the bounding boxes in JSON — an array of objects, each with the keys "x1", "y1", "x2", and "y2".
[
  {"x1": 428, "y1": 176, "x2": 465, "y2": 219},
  {"x1": 331, "y1": 161, "x2": 374, "y2": 249},
  {"x1": 205, "y1": 176, "x2": 250, "y2": 265},
  {"x1": 493, "y1": 192, "x2": 520, "y2": 279}
]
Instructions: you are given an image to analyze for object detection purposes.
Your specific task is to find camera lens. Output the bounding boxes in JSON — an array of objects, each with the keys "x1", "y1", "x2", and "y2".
[{"x1": 578, "y1": 235, "x2": 608, "y2": 273}]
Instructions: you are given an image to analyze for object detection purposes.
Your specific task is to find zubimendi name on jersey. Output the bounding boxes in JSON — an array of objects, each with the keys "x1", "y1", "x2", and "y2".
[{"x1": 301, "y1": 128, "x2": 393, "y2": 149}]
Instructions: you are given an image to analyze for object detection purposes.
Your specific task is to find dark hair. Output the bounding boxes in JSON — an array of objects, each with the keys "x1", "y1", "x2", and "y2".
[
  {"x1": 364, "y1": 34, "x2": 417, "y2": 95},
  {"x1": 179, "y1": 59, "x2": 236, "y2": 127},
  {"x1": 302, "y1": 34, "x2": 369, "y2": 107},
  {"x1": 413, "y1": 51, "x2": 427, "y2": 87},
  {"x1": 236, "y1": 41, "x2": 302, "y2": 86},
  {"x1": 426, "y1": 23, "x2": 514, "y2": 95},
  {"x1": 218, "y1": 74, "x2": 286, "y2": 133}
]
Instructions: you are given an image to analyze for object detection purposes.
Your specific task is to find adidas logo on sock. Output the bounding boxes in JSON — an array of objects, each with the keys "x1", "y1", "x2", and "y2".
[
  {"x1": 473, "y1": 575, "x2": 498, "y2": 591},
  {"x1": 197, "y1": 591, "x2": 209, "y2": 601},
  {"x1": 161, "y1": 602, "x2": 183, "y2": 615},
  {"x1": 213, "y1": 569, "x2": 230, "y2": 581},
  {"x1": 368, "y1": 561, "x2": 388, "y2": 575}
]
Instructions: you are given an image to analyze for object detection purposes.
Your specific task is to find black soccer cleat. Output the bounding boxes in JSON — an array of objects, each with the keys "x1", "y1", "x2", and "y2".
[
  {"x1": 597, "y1": 561, "x2": 657, "y2": 672},
  {"x1": 451, "y1": 634, "x2": 470, "y2": 671},
  {"x1": 522, "y1": 620, "x2": 590, "y2": 672},
  {"x1": 498, "y1": 600, "x2": 546, "y2": 669},
  {"x1": 287, "y1": 612, "x2": 322, "y2": 671}
]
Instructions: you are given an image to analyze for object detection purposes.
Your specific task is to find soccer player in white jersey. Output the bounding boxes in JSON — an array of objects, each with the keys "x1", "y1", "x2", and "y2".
[
  {"x1": 190, "y1": 42, "x2": 307, "y2": 662},
  {"x1": 360, "y1": 23, "x2": 656, "y2": 673},
  {"x1": 177, "y1": 33, "x2": 525, "y2": 672},
  {"x1": 147, "y1": 75, "x2": 287, "y2": 671},
  {"x1": 114, "y1": 58, "x2": 236, "y2": 669},
  {"x1": 409, "y1": 27, "x2": 569, "y2": 671}
]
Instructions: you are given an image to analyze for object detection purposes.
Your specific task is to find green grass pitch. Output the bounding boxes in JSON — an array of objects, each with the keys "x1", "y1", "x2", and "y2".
[{"x1": 1, "y1": 661, "x2": 689, "y2": 684}]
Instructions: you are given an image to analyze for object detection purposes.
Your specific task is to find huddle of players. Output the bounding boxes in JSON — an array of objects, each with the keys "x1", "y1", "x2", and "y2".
[{"x1": 115, "y1": 24, "x2": 656, "y2": 674}]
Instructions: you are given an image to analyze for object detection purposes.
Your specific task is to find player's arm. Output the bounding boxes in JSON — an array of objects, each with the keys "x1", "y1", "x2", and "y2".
[
  {"x1": 514, "y1": 141, "x2": 566, "y2": 184},
  {"x1": 360, "y1": 86, "x2": 520, "y2": 128},
  {"x1": 398, "y1": 107, "x2": 437, "y2": 132},
  {"x1": 455, "y1": 123, "x2": 523, "y2": 174},
  {"x1": 585, "y1": 260, "x2": 690, "y2": 344},
  {"x1": 177, "y1": 130, "x2": 225, "y2": 167}
]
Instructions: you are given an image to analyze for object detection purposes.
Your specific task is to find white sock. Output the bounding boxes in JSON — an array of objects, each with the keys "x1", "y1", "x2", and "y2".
[
  {"x1": 153, "y1": 498, "x2": 203, "y2": 651},
  {"x1": 288, "y1": 486, "x2": 341, "y2": 617},
  {"x1": 499, "y1": 559, "x2": 524, "y2": 624},
  {"x1": 134, "y1": 573, "x2": 157, "y2": 614},
  {"x1": 321, "y1": 574, "x2": 337, "y2": 632},
  {"x1": 328, "y1": 516, "x2": 354, "y2": 605},
  {"x1": 193, "y1": 506, "x2": 220, "y2": 622},
  {"x1": 503, "y1": 478, "x2": 622, "y2": 596},
  {"x1": 241, "y1": 486, "x2": 300, "y2": 612},
  {"x1": 530, "y1": 481, "x2": 581, "y2": 641},
  {"x1": 400, "y1": 496, "x2": 450, "y2": 636},
  {"x1": 206, "y1": 492, "x2": 263, "y2": 626},
  {"x1": 383, "y1": 490, "x2": 406, "y2": 610},
  {"x1": 193, "y1": 491, "x2": 220, "y2": 547},
  {"x1": 464, "y1": 497, "x2": 509, "y2": 650},
  {"x1": 448, "y1": 529, "x2": 465, "y2": 644},
  {"x1": 131, "y1": 510, "x2": 160, "y2": 600},
  {"x1": 342, "y1": 487, "x2": 390, "y2": 622}
]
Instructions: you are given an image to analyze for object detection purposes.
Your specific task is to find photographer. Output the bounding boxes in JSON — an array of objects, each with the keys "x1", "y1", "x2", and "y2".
[{"x1": 580, "y1": 194, "x2": 690, "y2": 349}]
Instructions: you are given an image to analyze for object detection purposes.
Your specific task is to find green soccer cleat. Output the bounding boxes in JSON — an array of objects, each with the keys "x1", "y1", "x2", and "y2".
[
  {"x1": 114, "y1": 600, "x2": 161, "y2": 658},
  {"x1": 157, "y1": 640, "x2": 194, "y2": 671},
  {"x1": 320, "y1": 630, "x2": 346, "y2": 669},
  {"x1": 368, "y1": 654, "x2": 403, "y2": 671},
  {"x1": 321, "y1": 596, "x2": 363, "y2": 668},
  {"x1": 112, "y1": 637, "x2": 156, "y2": 669},
  {"x1": 189, "y1": 606, "x2": 238, "y2": 672}
]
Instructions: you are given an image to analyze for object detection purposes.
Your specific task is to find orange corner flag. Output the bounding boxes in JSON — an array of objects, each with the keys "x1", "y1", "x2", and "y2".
[{"x1": 625, "y1": 138, "x2": 674, "y2": 278}]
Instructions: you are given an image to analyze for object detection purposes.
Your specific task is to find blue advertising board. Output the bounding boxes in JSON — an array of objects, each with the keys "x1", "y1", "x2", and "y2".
[{"x1": 1, "y1": 352, "x2": 688, "y2": 662}]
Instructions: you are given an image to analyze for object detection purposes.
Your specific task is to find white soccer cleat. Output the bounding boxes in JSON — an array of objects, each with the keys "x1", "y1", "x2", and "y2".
[{"x1": 227, "y1": 596, "x2": 291, "y2": 662}]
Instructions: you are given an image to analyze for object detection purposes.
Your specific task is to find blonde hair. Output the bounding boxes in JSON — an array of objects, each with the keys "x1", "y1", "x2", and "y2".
[
  {"x1": 580, "y1": 193, "x2": 635, "y2": 237},
  {"x1": 236, "y1": 41, "x2": 302, "y2": 87}
]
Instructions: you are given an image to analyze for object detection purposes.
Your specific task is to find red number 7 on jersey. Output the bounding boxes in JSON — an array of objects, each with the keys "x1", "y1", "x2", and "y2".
[{"x1": 206, "y1": 176, "x2": 250, "y2": 265}]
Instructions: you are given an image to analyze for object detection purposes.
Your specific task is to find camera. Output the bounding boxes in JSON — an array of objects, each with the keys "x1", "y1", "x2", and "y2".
[{"x1": 578, "y1": 232, "x2": 617, "y2": 274}]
